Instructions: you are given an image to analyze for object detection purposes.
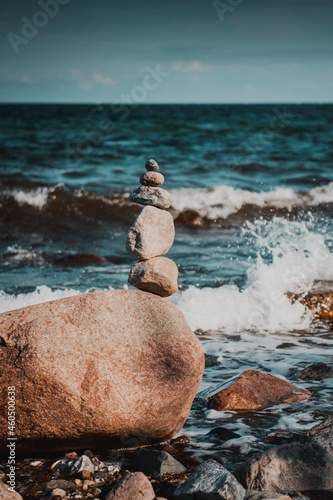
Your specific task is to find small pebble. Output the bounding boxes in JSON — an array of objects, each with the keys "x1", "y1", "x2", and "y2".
[
  {"x1": 145, "y1": 159, "x2": 159, "y2": 171},
  {"x1": 92, "y1": 488, "x2": 102, "y2": 497},
  {"x1": 80, "y1": 470, "x2": 92, "y2": 480},
  {"x1": 73, "y1": 479, "x2": 82, "y2": 486},
  {"x1": 83, "y1": 450, "x2": 94, "y2": 458},
  {"x1": 82, "y1": 484, "x2": 88, "y2": 491},
  {"x1": 30, "y1": 460, "x2": 42, "y2": 466},
  {"x1": 140, "y1": 171, "x2": 164, "y2": 187},
  {"x1": 51, "y1": 488, "x2": 66, "y2": 497},
  {"x1": 65, "y1": 452, "x2": 78, "y2": 458}
]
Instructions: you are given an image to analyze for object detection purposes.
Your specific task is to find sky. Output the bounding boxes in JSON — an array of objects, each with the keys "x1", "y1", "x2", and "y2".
[{"x1": 1, "y1": 0, "x2": 333, "y2": 103}]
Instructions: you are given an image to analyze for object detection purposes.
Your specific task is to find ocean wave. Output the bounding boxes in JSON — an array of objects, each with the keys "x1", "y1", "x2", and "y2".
[
  {"x1": 2, "y1": 218, "x2": 333, "y2": 333},
  {"x1": 1, "y1": 182, "x2": 333, "y2": 228}
]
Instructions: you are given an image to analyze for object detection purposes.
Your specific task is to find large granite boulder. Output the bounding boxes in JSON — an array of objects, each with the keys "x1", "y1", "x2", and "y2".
[{"x1": 0, "y1": 290, "x2": 204, "y2": 453}]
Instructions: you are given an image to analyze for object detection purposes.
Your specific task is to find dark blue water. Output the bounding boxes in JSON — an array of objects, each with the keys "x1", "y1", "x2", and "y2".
[{"x1": 1, "y1": 104, "x2": 333, "y2": 465}]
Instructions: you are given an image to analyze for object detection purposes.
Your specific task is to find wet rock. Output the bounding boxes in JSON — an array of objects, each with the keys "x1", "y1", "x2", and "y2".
[
  {"x1": 0, "y1": 290, "x2": 204, "y2": 452},
  {"x1": 263, "y1": 431, "x2": 302, "y2": 446},
  {"x1": 306, "y1": 418, "x2": 333, "y2": 457},
  {"x1": 51, "y1": 455, "x2": 95, "y2": 477},
  {"x1": 140, "y1": 171, "x2": 165, "y2": 187},
  {"x1": 208, "y1": 370, "x2": 311, "y2": 411},
  {"x1": 244, "y1": 493, "x2": 292, "y2": 499},
  {"x1": 126, "y1": 205, "x2": 175, "y2": 260},
  {"x1": 289, "y1": 362, "x2": 333, "y2": 381},
  {"x1": 289, "y1": 290, "x2": 333, "y2": 320},
  {"x1": 207, "y1": 427, "x2": 241, "y2": 442},
  {"x1": 128, "y1": 256, "x2": 178, "y2": 297},
  {"x1": 129, "y1": 186, "x2": 171, "y2": 209},
  {"x1": 234, "y1": 442, "x2": 333, "y2": 492},
  {"x1": 174, "y1": 459, "x2": 246, "y2": 499},
  {"x1": 0, "y1": 481, "x2": 23, "y2": 499},
  {"x1": 105, "y1": 472, "x2": 155, "y2": 500},
  {"x1": 145, "y1": 159, "x2": 159, "y2": 171},
  {"x1": 132, "y1": 448, "x2": 186, "y2": 478},
  {"x1": 43, "y1": 479, "x2": 76, "y2": 492},
  {"x1": 50, "y1": 489, "x2": 66, "y2": 498}
]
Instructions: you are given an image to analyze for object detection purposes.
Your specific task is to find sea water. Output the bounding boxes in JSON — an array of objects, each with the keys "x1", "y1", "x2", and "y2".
[{"x1": 1, "y1": 104, "x2": 333, "y2": 466}]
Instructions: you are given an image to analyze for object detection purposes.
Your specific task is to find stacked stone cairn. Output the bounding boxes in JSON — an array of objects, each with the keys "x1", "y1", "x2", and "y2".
[{"x1": 126, "y1": 159, "x2": 178, "y2": 297}]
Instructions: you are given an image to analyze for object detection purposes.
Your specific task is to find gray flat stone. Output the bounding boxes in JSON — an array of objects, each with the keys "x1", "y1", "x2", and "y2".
[
  {"x1": 132, "y1": 448, "x2": 186, "y2": 479},
  {"x1": 129, "y1": 186, "x2": 171, "y2": 209},
  {"x1": 174, "y1": 459, "x2": 245, "y2": 499}
]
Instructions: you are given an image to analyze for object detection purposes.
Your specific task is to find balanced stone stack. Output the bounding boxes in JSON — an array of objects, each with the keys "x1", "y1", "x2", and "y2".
[{"x1": 127, "y1": 159, "x2": 178, "y2": 297}]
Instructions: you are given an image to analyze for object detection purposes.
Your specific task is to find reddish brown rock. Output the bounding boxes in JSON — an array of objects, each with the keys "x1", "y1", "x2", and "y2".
[
  {"x1": 289, "y1": 290, "x2": 333, "y2": 321},
  {"x1": 128, "y1": 257, "x2": 178, "y2": 297},
  {"x1": 0, "y1": 290, "x2": 204, "y2": 453},
  {"x1": 105, "y1": 472, "x2": 155, "y2": 500},
  {"x1": 208, "y1": 370, "x2": 311, "y2": 411},
  {"x1": 140, "y1": 171, "x2": 165, "y2": 187}
]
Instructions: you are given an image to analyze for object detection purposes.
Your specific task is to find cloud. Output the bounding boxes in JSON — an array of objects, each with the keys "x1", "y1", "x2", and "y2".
[
  {"x1": 171, "y1": 60, "x2": 217, "y2": 72},
  {"x1": 68, "y1": 69, "x2": 116, "y2": 91}
]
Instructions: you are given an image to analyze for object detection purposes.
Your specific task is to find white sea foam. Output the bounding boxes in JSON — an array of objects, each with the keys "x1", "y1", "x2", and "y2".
[
  {"x1": 9, "y1": 186, "x2": 50, "y2": 208},
  {"x1": 172, "y1": 217, "x2": 333, "y2": 333},
  {"x1": 170, "y1": 181, "x2": 333, "y2": 219},
  {"x1": 0, "y1": 286, "x2": 81, "y2": 314}
]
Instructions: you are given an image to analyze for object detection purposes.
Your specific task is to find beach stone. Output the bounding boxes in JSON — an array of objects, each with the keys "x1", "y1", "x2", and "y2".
[
  {"x1": 174, "y1": 459, "x2": 246, "y2": 499},
  {"x1": 208, "y1": 370, "x2": 311, "y2": 411},
  {"x1": 234, "y1": 442, "x2": 333, "y2": 492},
  {"x1": 128, "y1": 257, "x2": 178, "y2": 297},
  {"x1": 289, "y1": 362, "x2": 333, "y2": 381},
  {"x1": 145, "y1": 159, "x2": 159, "y2": 171},
  {"x1": 43, "y1": 480, "x2": 75, "y2": 492},
  {"x1": 289, "y1": 290, "x2": 333, "y2": 320},
  {"x1": 132, "y1": 448, "x2": 186, "y2": 478},
  {"x1": 50, "y1": 489, "x2": 66, "y2": 498},
  {"x1": 129, "y1": 186, "x2": 171, "y2": 209},
  {"x1": 207, "y1": 427, "x2": 241, "y2": 442},
  {"x1": 0, "y1": 481, "x2": 23, "y2": 500},
  {"x1": 0, "y1": 290, "x2": 204, "y2": 453},
  {"x1": 140, "y1": 171, "x2": 164, "y2": 187},
  {"x1": 306, "y1": 418, "x2": 333, "y2": 457},
  {"x1": 105, "y1": 472, "x2": 155, "y2": 500},
  {"x1": 126, "y1": 205, "x2": 175, "y2": 260},
  {"x1": 244, "y1": 493, "x2": 291, "y2": 500}
]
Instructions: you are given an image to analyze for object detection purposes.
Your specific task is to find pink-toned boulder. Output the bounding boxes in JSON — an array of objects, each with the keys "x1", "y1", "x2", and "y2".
[
  {"x1": 0, "y1": 290, "x2": 204, "y2": 453},
  {"x1": 105, "y1": 472, "x2": 155, "y2": 500},
  {"x1": 208, "y1": 370, "x2": 311, "y2": 411}
]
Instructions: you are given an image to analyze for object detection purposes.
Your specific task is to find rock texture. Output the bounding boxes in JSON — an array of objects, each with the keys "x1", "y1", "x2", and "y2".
[
  {"x1": 244, "y1": 493, "x2": 292, "y2": 500},
  {"x1": 289, "y1": 289, "x2": 333, "y2": 321},
  {"x1": 105, "y1": 472, "x2": 155, "y2": 500},
  {"x1": 145, "y1": 159, "x2": 159, "y2": 171},
  {"x1": 128, "y1": 257, "x2": 178, "y2": 297},
  {"x1": 132, "y1": 448, "x2": 186, "y2": 478},
  {"x1": 235, "y1": 442, "x2": 333, "y2": 492},
  {"x1": 126, "y1": 206, "x2": 175, "y2": 261},
  {"x1": 129, "y1": 186, "x2": 171, "y2": 209},
  {"x1": 0, "y1": 481, "x2": 23, "y2": 500},
  {"x1": 174, "y1": 459, "x2": 246, "y2": 499},
  {"x1": 0, "y1": 290, "x2": 204, "y2": 453},
  {"x1": 289, "y1": 362, "x2": 333, "y2": 381},
  {"x1": 140, "y1": 171, "x2": 165, "y2": 187},
  {"x1": 208, "y1": 370, "x2": 311, "y2": 411},
  {"x1": 306, "y1": 418, "x2": 333, "y2": 457}
]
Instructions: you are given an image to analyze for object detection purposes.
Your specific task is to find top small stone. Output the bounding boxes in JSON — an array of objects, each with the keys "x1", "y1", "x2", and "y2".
[{"x1": 145, "y1": 159, "x2": 159, "y2": 172}]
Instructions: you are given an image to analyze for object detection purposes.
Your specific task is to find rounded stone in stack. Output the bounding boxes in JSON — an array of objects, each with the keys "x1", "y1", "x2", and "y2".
[
  {"x1": 129, "y1": 186, "x2": 171, "y2": 209},
  {"x1": 145, "y1": 159, "x2": 159, "y2": 171},
  {"x1": 140, "y1": 171, "x2": 164, "y2": 187},
  {"x1": 128, "y1": 257, "x2": 178, "y2": 298},
  {"x1": 126, "y1": 205, "x2": 175, "y2": 261}
]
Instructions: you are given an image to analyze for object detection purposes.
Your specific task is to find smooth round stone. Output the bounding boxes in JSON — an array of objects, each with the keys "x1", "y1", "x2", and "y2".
[
  {"x1": 128, "y1": 257, "x2": 178, "y2": 297},
  {"x1": 126, "y1": 206, "x2": 175, "y2": 260},
  {"x1": 129, "y1": 186, "x2": 171, "y2": 209},
  {"x1": 145, "y1": 159, "x2": 159, "y2": 171},
  {"x1": 140, "y1": 171, "x2": 164, "y2": 187}
]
